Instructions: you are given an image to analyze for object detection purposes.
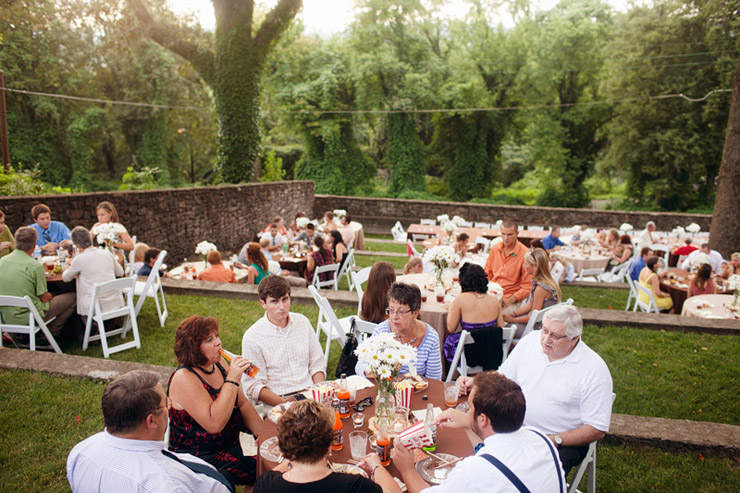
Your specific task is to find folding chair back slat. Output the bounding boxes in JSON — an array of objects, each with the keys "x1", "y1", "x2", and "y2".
[
  {"x1": 83, "y1": 276, "x2": 140, "y2": 358},
  {"x1": 0, "y1": 295, "x2": 63, "y2": 353},
  {"x1": 133, "y1": 250, "x2": 168, "y2": 326}
]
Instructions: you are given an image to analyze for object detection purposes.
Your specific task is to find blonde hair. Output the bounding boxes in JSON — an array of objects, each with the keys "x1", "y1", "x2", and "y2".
[
  {"x1": 403, "y1": 257, "x2": 423, "y2": 275},
  {"x1": 133, "y1": 242, "x2": 149, "y2": 263},
  {"x1": 525, "y1": 248, "x2": 561, "y2": 301}
]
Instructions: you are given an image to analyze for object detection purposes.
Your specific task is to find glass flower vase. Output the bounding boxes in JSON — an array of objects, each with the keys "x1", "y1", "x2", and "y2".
[{"x1": 375, "y1": 389, "x2": 395, "y2": 429}]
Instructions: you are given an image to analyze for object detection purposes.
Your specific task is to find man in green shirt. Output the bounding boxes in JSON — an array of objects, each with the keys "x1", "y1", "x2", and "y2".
[
  {"x1": 0, "y1": 227, "x2": 76, "y2": 338},
  {"x1": 0, "y1": 210, "x2": 14, "y2": 259}
]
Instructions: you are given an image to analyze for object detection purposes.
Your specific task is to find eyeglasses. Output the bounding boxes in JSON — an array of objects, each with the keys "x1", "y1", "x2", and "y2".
[
  {"x1": 353, "y1": 397, "x2": 373, "y2": 412},
  {"x1": 385, "y1": 308, "x2": 413, "y2": 317},
  {"x1": 541, "y1": 327, "x2": 568, "y2": 341},
  {"x1": 156, "y1": 396, "x2": 173, "y2": 413}
]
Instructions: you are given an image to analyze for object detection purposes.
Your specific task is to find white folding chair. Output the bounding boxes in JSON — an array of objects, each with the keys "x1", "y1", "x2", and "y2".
[
  {"x1": 125, "y1": 235, "x2": 138, "y2": 276},
  {"x1": 352, "y1": 318, "x2": 378, "y2": 342},
  {"x1": 474, "y1": 236, "x2": 490, "y2": 254},
  {"x1": 458, "y1": 220, "x2": 473, "y2": 228},
  {"x1": 83, "y1": 276, "x2": 140, "y2": 359},
  {"x1": 528, "y1": 225, "x2": 544, "y2": 231},
  {"x1": 420, "y1": 219, "x2": 436, "y2": 226},
  {"x1": 351, "y1": 267, "x2": 372, "y2": 316},
  {"x1": 391, "y1": 221, "x2": 406, "y2": 242},
  {"x1": 568, "y1": 393, "x2": 616, "y2": 493},
  {"x1": 336, "y1": 250, "x2": 355, "y2": 290},
  {"x1": 633, "y1": 283, "x2": 660, "y2": 313},
  {"x1": 0, "y1": 295, "x2": 63, "y2": 353},
  {"x1": 445, "y1": 326, "x2": 516, "y2": 382},
  {"x1": 551, "y1": 261, "x2": 565, "y2": 284},
  {"x1": 133, "y1": 250, "x2": 168, "y2": 326},
  {"x1": 411, "y1": 233, "x2": 428, "y2": 242},
  {"x1": 577, "y1": 267, "x2": 606, "y2": 282},
  {"x1": 597, "y1": 261, "x2": 630, "y2": 283},
  {"x1": 515, "y1": 298, "x2": 574, "y2": 344},
  {"x1": 308, "y1": 285, "x2": 350, "y2": 368},
  {"x1": 312, "y1": 263, "x2": 340, "y2": 290},
  {"x1": 474, "y1": 222, "x2": 490, "y2": 229},
  {"x1": 650, "y1": 244, "x2": 670, "y2": 266},
  {"x1": 624, "y1": 273, "x2": 638, "y2": 311},
  {"x1": 407, "y1": 240, "x2": 422, "y2": 258}
]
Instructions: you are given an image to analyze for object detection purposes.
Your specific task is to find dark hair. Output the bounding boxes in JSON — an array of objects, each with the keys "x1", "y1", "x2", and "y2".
[
  {"x1": 102, "y1": 370, "x2": 162, "y2": 434},
  {"x1": 459, "y1": 263, "x2": 488, "y2": 294},
  {"x1": 173, "y1": 315, "x2": 219, "y2": 367},
  {"x1": 640, "y1": 247, "x2": 651, "y2": 257},
  {"x1": 361, "y1": 262, "x2": 396, "y2": 323},
  {"x1": 277, "y1": 400, "x2": 334, "y2": 463},
  {"x1": 457, "y1": 232, "x2": 469, "y2": 242},
  {"x1": 206, "y1": 250, "x2": 222, "y2": 265},
  {"x1": 324, "y1": 211, "x2": 334, "y2": 220},
  {"x1": 344, "y1": 213, "x2": 352, "y2": 223},
  {"x1": 247, "y1": 242, "x2": 268, "y2": 273},
  {"x1": 619, "y1": 234, "x2": 632, "y2": 245},
  {"x1": 15, "y1": 226, "x2": 38, "y2": 251},
  {"x1": 388, "y1": 282, "x2": 421, "y2": 312},
  {"x1": 306, "y1": 223, "x2": 315, "y2": 231},
  {"x1": 472, "y1": 372, "x2": 525, "y2": 434},
  {"x1": 329, "y1": 230, "x2": 345, "y2": 247},
  {"x1": 314, "y1": 235, "x2": 325, "y2": 248},
  {"x1": 530, "y1": 239, "x2": 545, "y2": 251},
  {"x1": 144, "y1": 248, "x2": 161, "y2": 265},
  {"x1": 646, "y1": 256, "x2": 662, "y2": 272},
  {"x1": 31, "y1": 203, "x2": 50, "y2": 220},
  {"x1": 501, "y1": 219, "x2": 517, "y2": 230},
  {"x1": 694, "y1": 263, "x2": 712, "y2": 291},
  {"x1": 96, "y1": 201, "x2": 120, "y2": 222},
  {"x1": 258, "y1": 275, "x2": 291, "y2": 301}
]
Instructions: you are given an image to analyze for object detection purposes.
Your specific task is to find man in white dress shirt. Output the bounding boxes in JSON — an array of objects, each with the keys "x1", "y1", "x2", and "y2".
[
  {"x1": 241, "y1": 275, "x2": 325, "y2": 405},
  {"x1": 62, "y1": 226, "x2": 123, "y2": 323},
  {"x1": 636, "y1": 221, "x2": 656, "y2": 253},
  {"x1": 680, "y1": 243, "x2": 724, "y2": 274},
  {"x1": 67, "y1": 370, "x2": 232, "y2": 493},
  {"x1": 394, "y1": 371, "x2": 565, "y2": 492}
]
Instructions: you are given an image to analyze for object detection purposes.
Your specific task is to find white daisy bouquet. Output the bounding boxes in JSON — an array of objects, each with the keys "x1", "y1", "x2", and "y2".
[
  {"x1": 728, "y1": 274, "x2": 740, "y2": 292},
  {"x1": 268, "y1": 260, "x2": 282, "y2": 275},
  {"x1": 619, "y1": 223, "x2": 633, "y2": 232},
  {"x1": 423, "y1": 245, "x2": 460, "y2": 284},
  {"x1": 91, "y1": 223, "x2": 127, "y2": 250},
  {"x1": 686, "y1": 223, "x2": 701, "y2": 234},
  {"x1": 195, "y1": 241, "x2": 217, "y2": 265},
  {"x1": 689, "y1": 252, "x2": 710, "y2": 271}
]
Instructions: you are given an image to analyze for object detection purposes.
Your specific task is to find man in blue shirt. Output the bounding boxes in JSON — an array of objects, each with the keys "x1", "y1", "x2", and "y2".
[
  {"x1": 541, "y1": 226, "x2": 565, "y2": 252},
  {"x1": 28, "y1": 204, "x2": 71, "y2": 253},
  {"x1": 629, "y1": 247, "x2": 652, "y2": 281}
]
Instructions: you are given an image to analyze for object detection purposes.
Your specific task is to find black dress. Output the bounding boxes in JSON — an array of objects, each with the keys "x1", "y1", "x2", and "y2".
[
  {"x1": 254, "y1": 471, "x2": 382, "y2": 493},
  {"x1": 167, "y1": 364, "x2": 256, "y2": 485}
]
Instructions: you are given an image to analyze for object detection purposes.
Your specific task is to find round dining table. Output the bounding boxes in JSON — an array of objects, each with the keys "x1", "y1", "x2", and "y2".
[
  {"x1": 556, "y1": 249, "x2": 610, "y2": 275},
  {"x1": 660, "y1": 268, "x2": 733, "y2": 314},
  {"x1": 681, "y1": 294, "x2": 740, "y2": 320},
  {"x1": 256, "y1": 379, "x2": 475, "y2": 481},
  {"x1": 168, "y1": 261, "x2": 249, "y2": 282}
]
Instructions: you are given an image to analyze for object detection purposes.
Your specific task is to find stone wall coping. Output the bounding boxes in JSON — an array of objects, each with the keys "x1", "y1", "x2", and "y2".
[{"x1": 2, "y1": 347, "x2": 737, "y2": 457}]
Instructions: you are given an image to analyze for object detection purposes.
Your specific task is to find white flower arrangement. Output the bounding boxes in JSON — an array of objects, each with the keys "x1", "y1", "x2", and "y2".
[
  {"x1": 91, "y1": 222, "x2": 127, "y2": 246},
  {"x1": 355, "y1": 332, "x2": 417, "y2": 386},
  {"x1": 268, "y1": 260, "x2": 282, "y2": 275},
  {"x1": 451, "y1": 215, "x2": 467, "y2": 227},
  {"x1": 686, "y1": 223, "x2": 701, "y2": 233},
  {"x1": 491, "y1": 237, "x2": 503, "y2": 245},
  {"x1": 495, "y1": 219, "x2": 503, "y2": 226},
  {"x1": 333, "y1": 209, "x2": 347, "y2": 220},
  {"x1": 727, "y1": 274, "x2": 740, "y2": 291},
  {"x1": 572, "y1": 225, "x2": 582, "y2": 232},
  {"x1": 423, "y1": 245, "x2": 459, "y2": 271},
  {"x1": 295, "y1": 217, "x2": 311, "y2": 229},
  {"x1": 580, "y1": 231, "x2": 594, "y2": 244},
  {"x1": 195, "y1": 241, "x2": 217, "y2": 256},
  {"x1": 619, "y1": 223, "x2": 633, "y2": 232},
  {"x1": 690, "y1": 252, "x2": 710, "y2": 270},
  {"x1": 441, "y1": 220, "x2": 458, "y2": 234},
  {"x1": 436, "y1": 214, "x2": 449, "y2": 224},
  {"x1": 672, "y1": 226, "x2": 686, "y2": 236}
]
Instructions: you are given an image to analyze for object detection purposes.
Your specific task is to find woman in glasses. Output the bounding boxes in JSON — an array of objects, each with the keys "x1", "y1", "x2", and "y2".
[
  {"x1": 355, "y1": 282, "x2": 442, "y2": 380},
  {"x1": 167, "y1": 315, "x2": 263, "y2": 488},
  {"x1": 504, "y1": 248, "x2": 561, "y2": 337}
]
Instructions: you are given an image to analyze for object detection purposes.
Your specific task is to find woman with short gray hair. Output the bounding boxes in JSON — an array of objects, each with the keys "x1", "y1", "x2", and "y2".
[{"x1": 63, "y1": 226, "x2": 124, "y2": 321}]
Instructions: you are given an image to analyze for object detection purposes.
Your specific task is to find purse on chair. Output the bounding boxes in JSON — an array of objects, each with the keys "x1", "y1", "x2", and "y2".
[{"x1": 335, "y1": 318, "x2": 358, "y2": 378}]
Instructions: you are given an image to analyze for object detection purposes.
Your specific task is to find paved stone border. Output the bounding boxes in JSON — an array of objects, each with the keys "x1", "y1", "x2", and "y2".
[{"x1": 2, "y1": 347, "x2": 738, "y2": 458}]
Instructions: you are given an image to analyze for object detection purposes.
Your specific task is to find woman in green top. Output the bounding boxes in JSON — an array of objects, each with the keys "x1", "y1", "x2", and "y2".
[
  {"x1": 245, "y1": 242, "x2": 269, "y2": 285},
  {"x1": 0, "y1": 210, "x2": 15, "y2": 259}
]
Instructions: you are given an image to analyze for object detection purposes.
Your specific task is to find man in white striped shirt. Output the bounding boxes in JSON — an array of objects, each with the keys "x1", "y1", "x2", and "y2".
[
  {"x1": 67, "y1": 370, "x2": 231, "y2": 493},
  {"x1": 241, "y1": 276, "x2": 326, "y2": 405}
]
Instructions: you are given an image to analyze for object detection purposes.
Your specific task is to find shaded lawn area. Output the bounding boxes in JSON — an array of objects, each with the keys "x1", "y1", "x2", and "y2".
[
  {"x1": 363, "y1": 240, "x2": 409, "y2": 254},
  {"x1": 2, "y1": 369, "x2": 738, "y2": 493},
  {"x1": 356, "y1": 254, "x2": 408, "y2": 270}
]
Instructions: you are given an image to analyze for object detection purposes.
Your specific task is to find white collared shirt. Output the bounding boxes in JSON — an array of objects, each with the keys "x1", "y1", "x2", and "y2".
[
  {"x1": 62, "y1": 247, "x2": 123, "y2": 316},
  {"x1": 423, "y1": 427, "x2": 565, "y2": 492},
  {"x1": 498, "y1": 331, "x2": 613, "y2": 435},
  {"x1": 241, "y1": 312, "x2": 325, "y2": 401},
  {"x1": 66, "y1": 431, "x2": 230, "y2": 493}
]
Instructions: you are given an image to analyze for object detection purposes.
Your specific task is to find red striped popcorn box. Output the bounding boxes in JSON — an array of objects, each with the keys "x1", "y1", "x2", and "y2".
[
  {"x1": 394, "y1": 381, "x2": 414, "y2": 410},
  {"x1": 397, "y1": 420, "x2": 434, "y2": 450},
  {"x1": 311, "y1": 387, "x2": 334, "y2": 406}
]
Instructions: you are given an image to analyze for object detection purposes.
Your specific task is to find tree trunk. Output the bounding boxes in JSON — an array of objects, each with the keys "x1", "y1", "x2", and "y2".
[{"x1": 709, "y1": 55, "x2": 740, "y2": 258}]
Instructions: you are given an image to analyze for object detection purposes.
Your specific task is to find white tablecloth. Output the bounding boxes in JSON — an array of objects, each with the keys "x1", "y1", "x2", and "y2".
[
  {"x1": 169, "y1": 261, "x2": 248, "y2": 283},
  {"x1": 681, "y1": 294, "x2": 740, "y2": 320}
]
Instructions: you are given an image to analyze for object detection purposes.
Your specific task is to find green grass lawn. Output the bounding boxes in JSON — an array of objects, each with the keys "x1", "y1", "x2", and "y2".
[
  {"x1": 363, "y1": 240, "x2": 408, "y2": 254},
  {"x1": 2, "y1": 369, "x2": 739, "y2": 493},
  {"x1": 356, "y1": 254, "x2": 409, "y2": 270},
  {"x1": 561, "y1": 285, "x2": 629, "y2": 311}
]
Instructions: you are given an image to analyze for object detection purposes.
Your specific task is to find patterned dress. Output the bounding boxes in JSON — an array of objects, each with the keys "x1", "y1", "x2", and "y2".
[
  {"x1": 167, "y1": 364, "x2": 256, "y2": 485},
  {"x1": 305, "y1": 248, "x2": 334, "y2": 283}
]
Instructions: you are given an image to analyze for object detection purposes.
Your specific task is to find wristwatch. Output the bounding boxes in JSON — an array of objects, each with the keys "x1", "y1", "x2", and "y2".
[{"x1": 553, "y1": 434, "x2": 563, "y2": 446}]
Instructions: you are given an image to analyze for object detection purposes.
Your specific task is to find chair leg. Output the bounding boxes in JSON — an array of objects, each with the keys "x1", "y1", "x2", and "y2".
[{"x1": 587, "y1": 448, "x2": 596, "y2": 493}]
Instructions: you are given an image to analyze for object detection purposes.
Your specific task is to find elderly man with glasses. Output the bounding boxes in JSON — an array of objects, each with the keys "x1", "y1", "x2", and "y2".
[{"x1": 460, "y1": 305, "x2": 613, "y2": 476}]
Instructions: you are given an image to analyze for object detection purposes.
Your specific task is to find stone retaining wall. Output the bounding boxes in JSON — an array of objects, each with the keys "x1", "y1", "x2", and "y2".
[
  {"x1": 0, "y1": 181, "x2": 314, "y2": 264},
  {"x1": 313, "y1": 195, "x2": 712, "y2": 235}
]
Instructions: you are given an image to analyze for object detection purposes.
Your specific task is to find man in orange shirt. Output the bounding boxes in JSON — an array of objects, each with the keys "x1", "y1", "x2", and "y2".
[
  {"x1": 197, "y1": 250, "x2": 237, "y2": 283},
  {"x1": 484, "y1": 219, "x2": 533, "y2": 314}
]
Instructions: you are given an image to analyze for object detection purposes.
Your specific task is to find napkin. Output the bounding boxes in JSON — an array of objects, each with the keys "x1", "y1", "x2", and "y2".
[
  {"x1": 411, "y1": 407, "x2": 442, "y2": 423},
  {"x1": 697, "y1": 310, "x2": 723, "y2": 319}
]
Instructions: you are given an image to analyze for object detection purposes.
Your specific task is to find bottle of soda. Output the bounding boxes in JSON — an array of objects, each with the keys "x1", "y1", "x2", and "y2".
[
  {"x1": 337, "y1": 373, "x2": 350, "y2": 418},
  {"x1": 377, "y1": 420, "x2": 391, "y2": 466},
  {"x1": 331, "y1": 411, "x2": 344, "y2": 451},
  {"x1": 422, "y1": 403, "x2": 437, "y2": 452}
]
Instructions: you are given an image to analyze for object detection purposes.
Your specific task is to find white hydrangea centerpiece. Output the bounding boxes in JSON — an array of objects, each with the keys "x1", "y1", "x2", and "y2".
[
  {"x1": 726, "y1": 274, "x2": 740, "y2": 307},
  {"x1": 686, "y1": 223, "x2": 701, "y2": 233},
  {"x1": 195, "y1": 241, "x2": 217, "y2": 266},
  {"x1": 268, "y1": 260, "x2": 282, "y2": 275},
  {"x1": 333, "y1": 209, "x2": 347, "y2": 220},
  {"x1": 619, "y1": 223, "x2": 633, "y2": 232},
  {"x1": 436, "y1": 214, "x2": 450, "y2": 224},
  {"x1": 295, "y1": 217, "x2": 310, "y2": 230},
  {"x1": 689, "y1": 252, "x2": 710, "y2": 272}
]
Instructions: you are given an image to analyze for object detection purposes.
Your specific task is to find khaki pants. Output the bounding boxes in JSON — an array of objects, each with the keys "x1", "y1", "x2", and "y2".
[
  {"x1": 43, "y1": 292, "x2": 77, "y2": 336},
  {"x1": 502, "y1": 300, "x2": 523, "y2": 315}
]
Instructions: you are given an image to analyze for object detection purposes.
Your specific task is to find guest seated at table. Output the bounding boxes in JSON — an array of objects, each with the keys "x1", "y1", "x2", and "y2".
[
  {"x1": 294, "y1": 222, "x2": 316, "y2": 247},
  {"x1": 530, "y1": 238, "x2": 546, "y2": 252},
  {"x1": 92, "y1": 201, "x2": 134, "y2": 254},
  {"x1": 329, "y1": 230, "x2": 349, "y2": 273},
  {"x1": 168, "y1": 315, "x2": 263, "y2": 487},
  {"x1": 239, "y1": 242, "x2": 269, "y2": 285},
  {"x1": 680, "y1": 243, "x2": 723, "y2": 274},
  {"x1": 132, "y1": 242, "x2": 149, "y2": 274},
  {"x1": 254, "y1": 400, "x2": 400, "y2": 493},
  {"x1": 402, "y1": 257, "x2": 423, "y2": 275},
  {"x1": 197, "y1": 250, "x2": 237, "y2": 283},
  {"x1": 137, "y1": 248, "x2": 172, "y2": 278},
  {"x1": 549, "y1": 253, "x2": 576, "y2": 283},
  {"x1": 0, "y1": 209, "x2": 15, "y2": 259},
  {"x1": 262, "y1": 215, "x2": 288, "y2": 236},
  {"x1": 321, "y1": 211, "x2": 337, "y2": 233},
  {"x1": 541, "y1": 225, "x2": 565, "y2": 252},
  {"x1": 453, "y1": 232, "x2": 470, "y2": 258},
  {"x1": 305, "y1": 236, "x2": 334, "y2": 285},
  {"x1": 261, "y1": 222, "x2": 286, "y2": 253},
  {"x1": 600, "y1": 228, "x2": 619, "y2": 252},
  {"x1": 394, "y1": 372, "x2": 565, "y2": 493},
  {"x1": 62, "y1": 226, "x2": 123, "y2": 324},
  {"x1": 259, "y1": 236, "x2": 274, "y2": 261},
  {"x1": 484, "y1": 219, "x2": 533, "y2": 315},
  {"x1": 608, "y1": 234, "x2": 633, "y2": 268},
  {"x1": 28, "y1": 203, "x2": 71, "y2": 253},
  {"x1": 629, "y1": 247, "x2": 652, "y2": 282},
  {"x1": 639, "y1": 256, "x2": 673, "y2": 313},
  {"x1": 356, "y1": 283, "x2": 442, "y2": 380},
  {"x1": 288, "y1": 212, "x2": 305, "y2": 239},
  {"x1": 444, "y1": 264, "x2": 503, "y2": 362},
  {"x1": 673, "y1": 237, "x2": 698, "y2": 257},
  {"x1": 361, "y1": 261, "x2": 396, "y2": 324},
  {"x1": 340, "y1": 213, "x2": 355, "y2": 247},
  {"x1": 720, "y1": 252, "x2": 740, "y2": 279},
  {"x1": 637, "y1": 221, "x2": 657, "y2": 252},
  {"x1": 0, "y1": 227, "x2": 76, "y2": 340},
  {"x1": 504, "y1": 248, "x2": 561, "y2": 337},
  {"x1": 687, "y1": 263, "x2": 717, "y2": 297}
]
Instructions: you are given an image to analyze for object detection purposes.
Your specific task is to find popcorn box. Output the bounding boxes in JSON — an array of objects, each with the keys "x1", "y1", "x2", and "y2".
[
  {"x1": 397, "y1": 420, "x2": 434, "y2": 451},
  {"x1": 311, "y1": 387, "x2": 334, "y2": 406},
  {"x1": 394, "y1": 383, "x2": 414, "y2": 410}
]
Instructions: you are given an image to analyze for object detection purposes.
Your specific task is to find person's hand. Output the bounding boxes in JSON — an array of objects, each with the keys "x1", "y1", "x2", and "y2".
[
  {"x1": 0, "y1": 241, "x2": 11, "y2": 251},
  {"x1": 226, "y1": 355, "x2": 253, "y2": 381},
  {"x1": 501, "y1": 296, "x2": 514, "y2": 308},
  {"x1": 39, "y1": 292, "x2": 53, "y2": 303},
  {"x1": 43, "y1": 242, "x2": 58, "y2": 253},
  {"x1": 457, "y1": 376, "x2": 473, "y2": 396},
  {"x1": 60, "y1": 239, "x2": 71, "y2": 247},
  {"x1": 432, "y1": 409, "x2": 469, "y2": 429},
  {"x1": 361, "y1": 452, "x2": 382, "y2": 470},
  {"x1": 503, "y1": 314, "x2": 515, "y2": 323},
  {"x1": 391, "y1": 440, "x2": 415, "y2": 472}
]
